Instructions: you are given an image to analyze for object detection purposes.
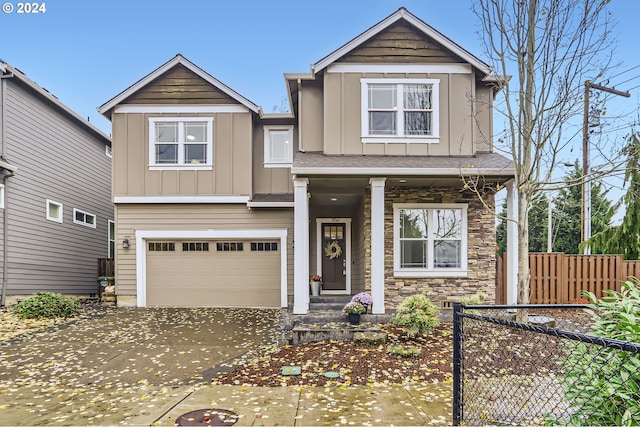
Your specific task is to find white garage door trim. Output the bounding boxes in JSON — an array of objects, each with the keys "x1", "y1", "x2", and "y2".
[{"x1": 135, "y1": 229, "x2": 288, "y2": 307}]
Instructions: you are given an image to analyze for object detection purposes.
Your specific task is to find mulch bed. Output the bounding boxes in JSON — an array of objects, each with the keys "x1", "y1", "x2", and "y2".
[{"x1": 213, "y1": 323, "x2": 453, "y2": 387}]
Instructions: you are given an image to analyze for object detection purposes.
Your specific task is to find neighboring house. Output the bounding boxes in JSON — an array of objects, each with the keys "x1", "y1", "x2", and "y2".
[
  {"x1": 0, "y1": 60, "x2": 113, "y2": 306},
  {"x1": 98, "y1": 8, "x2": 515, "y2": 314}
]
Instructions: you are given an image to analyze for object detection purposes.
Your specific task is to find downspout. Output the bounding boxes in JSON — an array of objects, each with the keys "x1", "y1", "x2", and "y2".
[
  {"x1": 297, "y1": 79, "x2": 303, "y2": 152},
  {"x1": 1, "y1": 170, "x2": 15, "y2": 307}
]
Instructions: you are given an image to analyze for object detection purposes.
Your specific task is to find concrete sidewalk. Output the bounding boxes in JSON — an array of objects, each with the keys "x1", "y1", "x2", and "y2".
[{"x1": 1, "y1": 383, "x2": 452, "y2": 426}]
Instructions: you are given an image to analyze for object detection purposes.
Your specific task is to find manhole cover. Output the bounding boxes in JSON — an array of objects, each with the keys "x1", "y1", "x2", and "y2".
[{"x1": 176, "y1": 409, "x2": 239, "y2": 426}]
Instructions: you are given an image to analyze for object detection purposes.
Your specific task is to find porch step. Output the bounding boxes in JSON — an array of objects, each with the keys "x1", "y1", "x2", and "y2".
[
  {"x1": 292, "y1": 322, "x2": 382, "y2": 345},
  {"x1": 309, "y1": 295, "x2": 352, "y2": 312},
  {"x1": 280, "y1": 309, "x2": 394, "y2": 345}
]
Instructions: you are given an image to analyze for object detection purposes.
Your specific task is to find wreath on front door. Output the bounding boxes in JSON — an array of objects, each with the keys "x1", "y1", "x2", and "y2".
[{"x1": 324, "y1": 241, "x2": 342, "y2": 259}]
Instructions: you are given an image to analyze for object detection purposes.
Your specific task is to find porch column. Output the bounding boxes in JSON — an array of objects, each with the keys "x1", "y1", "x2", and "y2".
[
  {"x1": 293, "y1": 177, "x2": 310, "y2": 314},
  {"x1": 370, "y1": 177, "x2": 386, "y2": 314},
  {"x1": 506, "y1": 180, "x2": 518, "y2": 305}
]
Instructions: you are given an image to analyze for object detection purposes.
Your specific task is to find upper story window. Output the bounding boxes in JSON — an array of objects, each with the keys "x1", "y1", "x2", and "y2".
[
  {"x1": 46, "y1": 199, "x2": 63, "y2": 223},
  {"x1": 361, "y1": 78, "x2": 439, "y2": 143},
  {"x1": 393, "y1": 203, "x2": 467, "y2": 277},
  {"x1": 73, "y1": 208, "x2": 96, "y2": 228},
  {"x1": 264, "y1": 126, "x2": 293, "y2": 167},
  {"x1": 148, "y1": 117, "x2": 213, "y2": 170}
]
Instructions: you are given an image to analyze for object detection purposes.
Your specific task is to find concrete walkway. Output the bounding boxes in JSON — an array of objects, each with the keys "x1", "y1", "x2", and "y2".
[{"x1": 0, "y1": 307, "x2": 452, "y2": 426}]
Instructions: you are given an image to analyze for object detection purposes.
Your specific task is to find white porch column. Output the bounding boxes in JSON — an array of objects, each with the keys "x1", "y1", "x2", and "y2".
[
  {"x1": 293, "y1": 177, "x2": 310, "y2": 314},
  {"x1": 370, "y1": 177, "x2": 386, "y2": 314},
  {"x1": 506, "y1": 180, "x2": 518, "y2": 305}
]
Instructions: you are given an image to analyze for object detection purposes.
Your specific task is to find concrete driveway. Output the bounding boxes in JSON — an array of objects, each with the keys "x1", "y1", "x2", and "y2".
[{"x1": 0, "y1": 306, "x2": 282, "y2": 425}]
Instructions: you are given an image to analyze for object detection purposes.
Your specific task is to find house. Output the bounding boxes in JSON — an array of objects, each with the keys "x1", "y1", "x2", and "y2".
[
  {"x1": 98, "y1": 8, "x2": 515, "y2": 314},
  {"x1": 0, "y1": 60, "x2": 113, "y2": 306}
]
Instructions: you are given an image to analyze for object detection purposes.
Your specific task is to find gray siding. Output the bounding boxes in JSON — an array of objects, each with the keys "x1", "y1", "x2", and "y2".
[{"x1": 2, "y1": 79, "x2": 113, "y2": 296}]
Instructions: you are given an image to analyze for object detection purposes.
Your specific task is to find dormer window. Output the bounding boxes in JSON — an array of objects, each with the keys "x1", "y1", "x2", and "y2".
[
  {"x1": 148, "y1": 117, "x2": 213, "y2": 170},
  {"x1": 361, "y1": 78, "x2": 439, "y2": 143}
]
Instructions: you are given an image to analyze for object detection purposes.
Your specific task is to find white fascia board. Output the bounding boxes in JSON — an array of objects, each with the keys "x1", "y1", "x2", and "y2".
[
  {"x1": 99, "y1": 54, "x2": 260, "y2": 116},
  {"x1": 327, "y1": 63, "x2": 472, "y2": 74},
  {"x1": 114, "y1": 195, "x2": 250, "y2": 204},
  {"x1": 312, "y1": 9, "x2": 492, "y2": 76},
  {"x1": 247, "y1": 202, "x2": 295, "y2": 208},
  {"x1": 290, "y1": 167, "x2": 516, "y2": 176},
  {"x1": 114, "y1": 105, "x2": 249, "y2": 114},
  {"x1": 0, "y1": 160, "x2": 17, "y2": 173}
]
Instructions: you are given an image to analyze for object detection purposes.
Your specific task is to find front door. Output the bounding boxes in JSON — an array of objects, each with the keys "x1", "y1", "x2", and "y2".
[{"x1": 321, "y1": 223, "x2": 347, "y2": 292}]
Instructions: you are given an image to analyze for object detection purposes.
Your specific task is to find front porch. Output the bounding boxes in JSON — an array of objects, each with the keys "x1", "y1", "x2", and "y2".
[{"x1": 291, "y1": 171, "x2": 518, "y2": 315}]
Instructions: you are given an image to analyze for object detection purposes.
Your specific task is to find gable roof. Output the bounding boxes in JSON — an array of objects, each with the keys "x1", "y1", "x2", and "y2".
[
  {"x1": 312, "y1": 7, "x2": 493, "y2": 76},
  {"x1": 0, "y1": 59, "x2": 111, "y2": 146},
  {"x1": 98, "y1": 54, "x2": 261, "y2": 118}
]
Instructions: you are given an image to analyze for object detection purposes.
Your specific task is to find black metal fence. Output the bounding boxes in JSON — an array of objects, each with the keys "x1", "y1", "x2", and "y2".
[{"x1": 453, "y1": 303, "x2": 640, "y2": 426}]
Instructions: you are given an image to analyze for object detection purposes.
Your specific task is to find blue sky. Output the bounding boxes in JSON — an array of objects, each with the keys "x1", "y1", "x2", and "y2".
[{"x1": 1, "y1": 0, "x2": 638, "y2": 138}]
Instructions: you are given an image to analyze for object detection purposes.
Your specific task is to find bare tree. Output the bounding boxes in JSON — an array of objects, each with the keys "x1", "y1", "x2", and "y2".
[{"x1": 471, "y1": 0, "x2": 618, "y2": 308}]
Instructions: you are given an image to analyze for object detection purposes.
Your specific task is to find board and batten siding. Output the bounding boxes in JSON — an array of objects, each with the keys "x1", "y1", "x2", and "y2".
[
  {"x1": 112, "y1": 112, "x2": 252, "y2": 198},
  {"x1": 2, "y1": 80, "x2": 113, "y2": 296},
  {"x1": 114, "y1": 204, "x2": 293, "y2": 306}
]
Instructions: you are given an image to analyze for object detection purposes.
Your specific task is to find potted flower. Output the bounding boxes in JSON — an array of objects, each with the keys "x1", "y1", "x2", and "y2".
[
  {"x1": 309, "y1": 275, "x2": 322, "y2": 296},
  {"x1": 350, "y1": 292, "x2": 373, "y2": 313},
  {"x1": 343, "y1": 300, "x2": 366, "y2": 324}
]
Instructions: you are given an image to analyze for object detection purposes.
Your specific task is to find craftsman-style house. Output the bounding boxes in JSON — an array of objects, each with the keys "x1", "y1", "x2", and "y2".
[{"x1": 98, "y1": 8, "x2": 514, "y2": 313}]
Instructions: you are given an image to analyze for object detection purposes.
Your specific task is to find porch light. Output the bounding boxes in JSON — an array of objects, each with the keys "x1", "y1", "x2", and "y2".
[
  {"x1": 123, "y1": 238, "x2": 130, "y2": 249},
  {"x1": 330, "y1": 197, "x2": 337, "y2": 201}
]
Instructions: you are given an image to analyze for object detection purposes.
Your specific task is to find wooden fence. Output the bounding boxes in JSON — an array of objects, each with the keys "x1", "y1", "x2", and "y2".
[
  {"x1": 496, "y1": 253, "x2": 640, "y2": 304},
  {"x1": 97, "y1": 258, "x2": 114, "y2": 277}
]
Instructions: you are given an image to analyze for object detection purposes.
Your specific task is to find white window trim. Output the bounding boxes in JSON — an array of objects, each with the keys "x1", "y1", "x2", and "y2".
[
  {"x1": 263, "y1": 125, "x2": 294, "y2": 167},
  {"x1": 108, "y1": 219, "x2": 115, "y2": 258},
  {"x1": 46, "y1": 199, "x2": 63, "y2": 223},
  {"x1": 361, "y1": 78, "x2": 440, "y2": 143},
  {"x1": 148, "y1": 117, "x2": 214, "y2": 171},
  {"x1": 105, "y1": 145, "x2": 113, "y2": 158},
  {"x1": 73, "y1": 208, "x2": 97, "y2": 228},
  {"x1": 0, "y1": 184, "x2": 4, "y2": 209},
  {"x1": 393, "y1": 203, "x2": 468, "y2": 278}
]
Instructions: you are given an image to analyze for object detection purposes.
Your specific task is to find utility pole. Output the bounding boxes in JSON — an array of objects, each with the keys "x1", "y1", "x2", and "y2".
[{"x1": 582, "y1": 81, "x2": 630, "y2": 254}]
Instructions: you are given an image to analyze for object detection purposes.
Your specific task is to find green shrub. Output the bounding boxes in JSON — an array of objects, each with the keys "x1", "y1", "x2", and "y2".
[
  {"x1": 12, "y1": 292, "x2": 79, "y2": 319},
  {"x1": 458, "y1": 291, "x2": 487, "y2": 306},
  {"x1": 387, "y1": 344, "x2": 421, "y2": 358},
  {"x1": 390, "y1": 293, "x2": 439, "y2": 338},
  {"x1": 554, "y1": 278, "x2": 640, "y2": 425}
]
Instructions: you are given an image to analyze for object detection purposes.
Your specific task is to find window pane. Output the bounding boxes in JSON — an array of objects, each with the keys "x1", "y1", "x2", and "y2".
[
  {"x1": 434, "y1": 240, "x2": 461, "y2": 268},
  {"x1": 185, "y1": 144, "x2": 206, "y2": 164},
  {"x1": 368, "y1": 84, "x2": 396, "y2": 109},
  {"x1": 109, "y1": 221, "x2": 115, "y2": 239},
  {"x1": 269, "y1": 130, "x2": 290, "y2": 163},
  {"x1": 184, "y1": 122, "x2": 206, "y2": 142},
  {"x1": 405, "y1": 112, "x2": 431, "y2": 135},
  {"x1": 435, "y1": 209, "x2": 462, "y2": 239},
  {"x1": 369, "y1": 112, "x2": 396, "y2": 135},
  {"x1": 155, "y1": 122, "x2": 178, "y2": 143},
  {"x1": 404, "y1": 85, "x2": 431, "y2": 109},
  {"x1": 156, "y1": 144, "x2": 177, "y2": 163},
  {"x1": 401, "y1": 240, "x2": 427, "y2": 268},
  {"x1": 400, "y1": 209, "x2": 428, "y2": 238}
]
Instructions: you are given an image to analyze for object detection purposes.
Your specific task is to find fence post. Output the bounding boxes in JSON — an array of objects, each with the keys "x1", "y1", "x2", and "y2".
[{"x1": 453, "y1": 302, "x2": 463, "y2": 426}]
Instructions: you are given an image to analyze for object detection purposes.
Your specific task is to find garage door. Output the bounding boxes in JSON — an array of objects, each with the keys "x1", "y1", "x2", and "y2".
[{"x1": 146, "y1": 240, "x2": 280, "y2": 307}]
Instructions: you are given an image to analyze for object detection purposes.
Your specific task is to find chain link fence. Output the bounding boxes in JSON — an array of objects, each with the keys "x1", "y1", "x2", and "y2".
[{"x1": 453, "y1": 303, "x2": 640, "y2": 426}]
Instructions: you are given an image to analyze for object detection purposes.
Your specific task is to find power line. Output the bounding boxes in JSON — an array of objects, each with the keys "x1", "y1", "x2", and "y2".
[{"x1": 608, "y1": 64, "x2": 640, "y2": 81}]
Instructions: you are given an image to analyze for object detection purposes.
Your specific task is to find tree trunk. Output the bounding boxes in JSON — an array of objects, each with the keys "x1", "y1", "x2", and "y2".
[{"x1": 517, "y1": 188, "x2": 531, "y2": 322}]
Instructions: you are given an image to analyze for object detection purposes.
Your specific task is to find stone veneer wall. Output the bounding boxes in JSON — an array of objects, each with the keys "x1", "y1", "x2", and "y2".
[{"x1": 364, "y1": 186, "x2": 496, "y2": 310}]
